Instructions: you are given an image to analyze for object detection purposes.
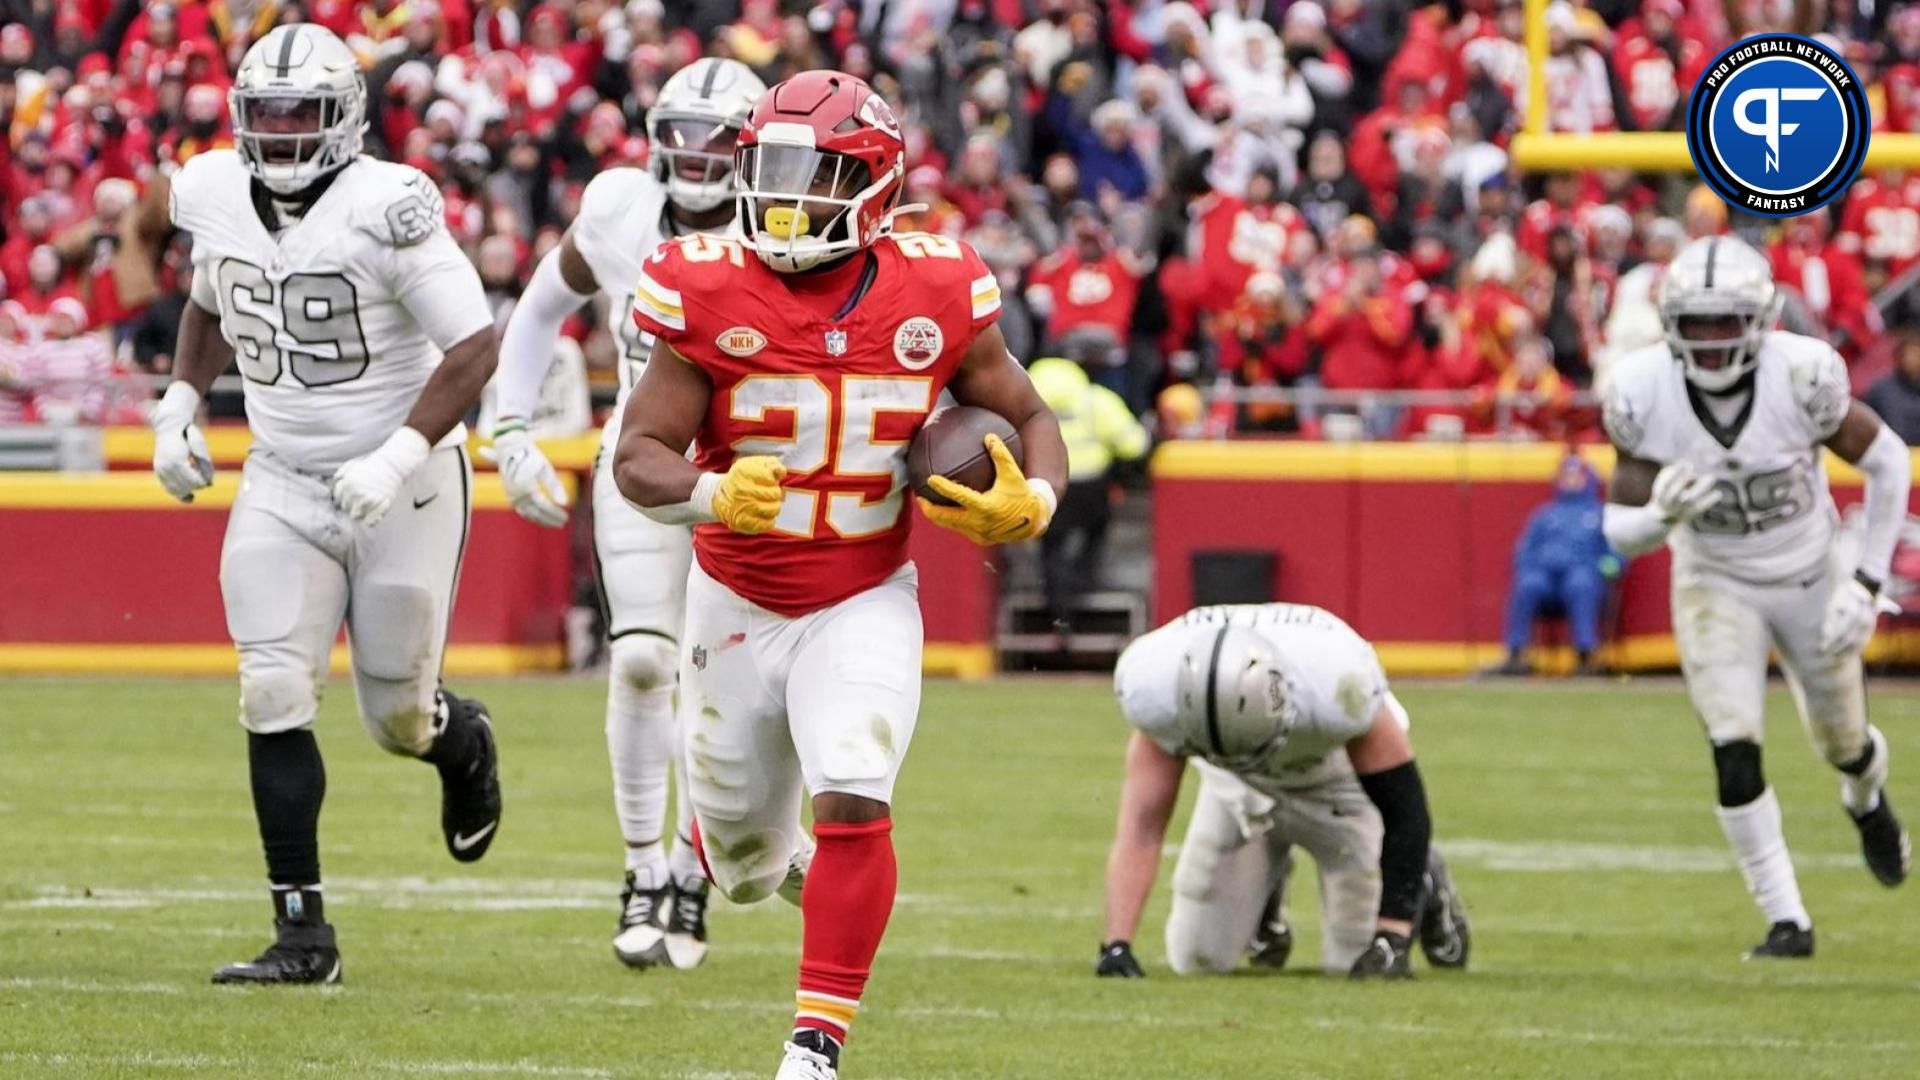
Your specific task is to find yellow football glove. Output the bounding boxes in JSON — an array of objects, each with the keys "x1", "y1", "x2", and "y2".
[
  {"x1": 710, "y1": 455, "x2": 788, "y2": 535},
  {"x1": 917, "y1": 434, "x2": 1056, "y2": 545}
]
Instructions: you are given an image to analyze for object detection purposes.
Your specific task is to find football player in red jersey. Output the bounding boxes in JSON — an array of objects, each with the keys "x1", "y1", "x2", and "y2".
[{"x1": 614, "y1": 70, "x2": 1066, "y2": 1080}]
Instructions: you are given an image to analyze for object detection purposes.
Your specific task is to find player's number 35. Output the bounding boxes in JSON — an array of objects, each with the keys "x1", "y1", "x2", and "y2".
[{"x1": 729, "y1": 374, "x2": 935, "y2": 539}]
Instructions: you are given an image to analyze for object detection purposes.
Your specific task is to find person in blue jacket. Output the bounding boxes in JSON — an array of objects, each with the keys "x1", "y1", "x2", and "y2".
[{"x1": 1487, "y1": 454, "x2": 1620, "y2": 676}]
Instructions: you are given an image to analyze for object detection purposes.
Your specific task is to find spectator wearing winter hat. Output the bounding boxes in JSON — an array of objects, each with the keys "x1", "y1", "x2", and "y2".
[
  {"x1": 22, "y1": 296, "x2": 113, "y2": 424},
  {"x1": 53, "y1": 177, "x2": 140, "y2": 335},
  {"x1": 16, "y1": 245, "x2": 80, "y2": 318},
  {"x1": 0, "y1": 196, "x2": 55, "y2": 297},
  {"x1": 1542, "y1": 0, "x2": 1617, "y2": 133},
  {"x1": 1610, "y1": 0, "x2": 1707, "y2": 132},
  {"x1": 1303, "y1": 248, "x2": 1419, "y2": 437},
  {"x1": 1281, "y1": 1, "x2": 1353, "y2": 134},
  {"x1": 1045, "y1": 93, "x2": 1151, "y2": 204},
  {"x1": 1189, "y1": 163, "x2": 1308, "y2": 315},
  {"x1": 1215, "y1": 270, "x2": 1310, "y2": 433},
  {"x1": 1026, "y1": 202, "x2": 1148, "y2": 392},
  {"x1": 164, "y1": 82, "x2": 234, "y2": 165}
]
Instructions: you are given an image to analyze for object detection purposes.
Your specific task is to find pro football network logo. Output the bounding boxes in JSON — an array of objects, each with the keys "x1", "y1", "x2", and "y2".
[{"x1": 1686, "y1": 33, "x2": 1869, "y2": 217}]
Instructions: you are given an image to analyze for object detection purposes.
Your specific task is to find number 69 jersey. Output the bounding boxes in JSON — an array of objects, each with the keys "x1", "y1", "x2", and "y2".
[
  {"x1": 169, "y1": 150, "x2": 493, "y2": 472},
  {"x1": 1600, "y1": 330, "x2": 1852, "y2": 585},
  {"x1": 632, "y1": 231, "x2": 1003, "y2": 616}
]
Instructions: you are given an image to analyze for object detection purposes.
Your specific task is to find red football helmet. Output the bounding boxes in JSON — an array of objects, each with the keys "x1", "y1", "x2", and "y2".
[{"x1": 735, "y1": 69, "x2": 906, "y2": 273}]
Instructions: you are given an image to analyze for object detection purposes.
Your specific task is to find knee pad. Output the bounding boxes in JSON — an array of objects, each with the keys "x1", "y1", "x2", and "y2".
[
  {"x1": 1712, "y1": 740, "x2": 1767, "y2": 807},
  {"x1": 237, "y1": 665, "x2": 321, "y2": 734},
  {"x1": 358, "y1": 680, "x2": 437, "y2": 757},
  {"x1": 609, "y1": 633, "x2": 678, "y2": 696},
  {"x1": 698, "y1": 824, "x2": 794, "y2": 905}
]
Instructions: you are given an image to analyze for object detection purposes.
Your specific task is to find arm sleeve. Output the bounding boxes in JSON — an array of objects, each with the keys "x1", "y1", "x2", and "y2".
[
  {"x1": 1356, "y1": 760, "x2": 1432, "y2": 923},
  {"x1": 494, "y1": 248, "x2": 592, "y2": 428},
  {"x1": 1603, "y1": 501, "x2": 1672, "y2": 557},
  {"x1": 1853, "y1": 423, "x2": 1911, "y2": 585},
  {"x1": 389, "y1": 230, "x2": 494, "y2": 350}
]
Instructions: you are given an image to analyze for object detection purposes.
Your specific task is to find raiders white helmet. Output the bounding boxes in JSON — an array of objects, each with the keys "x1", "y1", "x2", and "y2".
[
  {"x1": 1171, "y1": 626, "x2": 1297, "y2": 770},
  {"x1": 230, "y1": 24, "x2": 367, "y2": 195},
  {"x1": 1657, "y1": 235, "x2": 1782, "y2": 393},
  {"x1": 649, "y1": 58, "x2": 766, "y2": 213}
]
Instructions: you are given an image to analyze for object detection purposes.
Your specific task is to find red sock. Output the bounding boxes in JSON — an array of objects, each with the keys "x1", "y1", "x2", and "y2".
[
  {"x1": 793, "y1": 818, "x2": 896, "y2": 1045},
  {"x1": 689, "y1": 818, "x2": 715, "y2": 887}
]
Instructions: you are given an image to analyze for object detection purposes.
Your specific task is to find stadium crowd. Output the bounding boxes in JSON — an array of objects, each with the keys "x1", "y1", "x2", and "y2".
[{"x1": 1, "y1": 0, "x2": 1918, "y2": 437}]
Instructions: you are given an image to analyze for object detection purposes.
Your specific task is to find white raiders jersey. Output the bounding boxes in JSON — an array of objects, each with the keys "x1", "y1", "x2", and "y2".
[
  {"x1": 1601, "y1": 331, "x2": 1851, "y2": 585},
  {"x1": 1114, "y1": 604, "x2": 1387, "y2": 793},
  {"x1": 171, "y1": 150, "x2": 492, "y2": 472},
  {"x1": 569, "y1": 167, "x2": 741, "y2": 397}
]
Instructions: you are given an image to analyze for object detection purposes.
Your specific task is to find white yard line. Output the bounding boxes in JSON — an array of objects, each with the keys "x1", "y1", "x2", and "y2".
[{"x1": 0, "y1": 1050, "x2": 614, "y2": 1077}]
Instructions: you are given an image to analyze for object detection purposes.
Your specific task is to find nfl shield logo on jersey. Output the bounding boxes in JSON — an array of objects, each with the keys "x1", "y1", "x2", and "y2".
[{"x1": 824, "y1": 329, "x2": 848, "y2": 357}]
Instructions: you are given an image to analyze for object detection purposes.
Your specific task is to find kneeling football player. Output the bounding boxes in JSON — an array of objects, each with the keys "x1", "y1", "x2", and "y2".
[{"x1": 1098, "y1": 603, "x2": 1469, "y2": 979}]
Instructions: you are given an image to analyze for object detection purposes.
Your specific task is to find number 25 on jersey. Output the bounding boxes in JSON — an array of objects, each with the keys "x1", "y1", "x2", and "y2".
[{"x1": 729, "y1": 374, "x2": 933, "y2": 539}]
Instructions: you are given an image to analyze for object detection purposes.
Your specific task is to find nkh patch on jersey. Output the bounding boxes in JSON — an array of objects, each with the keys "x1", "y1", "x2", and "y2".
[{"x1": 631, "y1": 231, "x2": 1002, "y2": 616}]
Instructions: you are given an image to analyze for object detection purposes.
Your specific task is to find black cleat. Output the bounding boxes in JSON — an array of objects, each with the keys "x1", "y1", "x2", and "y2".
[
  {"x1": 1247, "y1": 887, "x2": 1292, "y2": 970},
  {"x1": 212, "y1": 921, "x2": 341, "y2": 985},
  {"x1": 1348, "y1": 931, "x2": 1414, "y2": 980},
  {"x1": 613, "y1": 873, "x2": 671, "y2": 969},
  {"x1": 1745, "y1": 921, "x2": 1814, "y2": 960},
  {"x1": 664, "y1": 876, "x2": 711, "y2": 969},
  {"x1": 1418, "y1": 848, "x2": 1471, "y2": 969},
  {"x1": 1851, "y1": 795, "x2": 1911, "y2": 887},
  {"x1": 434, "y1": 694, "x2": 501, "y2": 863}
]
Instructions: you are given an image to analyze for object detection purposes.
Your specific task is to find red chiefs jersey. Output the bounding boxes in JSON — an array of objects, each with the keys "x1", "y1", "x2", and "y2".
[
  {"x1": 1838, "y1": 175, "x2": 1920, "y2": 276},
  {"x1": 632, "y1": 232, "x2": 1001, "y2": 616},
  {"x1": 1611, "y1": 30, "x2": 1703, "y2": 130},
  {"x1": 1189, "y1": 195, "x2": 1305, "y2": 312},
  {"x1": 1027, "y1": 248, "x2": 1141, "y2": 340}
]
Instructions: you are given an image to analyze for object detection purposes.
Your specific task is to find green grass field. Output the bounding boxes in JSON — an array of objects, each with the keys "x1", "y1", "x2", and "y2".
[{"x1": 2, "y1": 676, "x2": 1918, "y2": 1079}]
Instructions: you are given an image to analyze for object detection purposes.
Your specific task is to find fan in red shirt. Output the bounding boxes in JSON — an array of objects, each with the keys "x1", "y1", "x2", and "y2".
[
  {"x1": 1610, "y1": 0, "x2": 1707, "y2": 131},
  {"x1": 1305, "y1": 249, "x2": 1419, "y2": 393},
  {"x1": 1837, "y1": 171, "x2": 1920, "y2": 278},
  {"x1": 1517, "y1": 172, "x2": 1598, "y2": 261},
  {"x1": 1771, "y1": 210, "x2": 1878, "y2": 357},
  {"x1": 614, "y1": 70, "x2": 1065, "y2": 1080},
  {"x1": 1026, "y1": 203, "x2": 1147, "y2": 350},
  {"x1": 1186, "y1": 164, "x2": 1306, "y2": 314}
]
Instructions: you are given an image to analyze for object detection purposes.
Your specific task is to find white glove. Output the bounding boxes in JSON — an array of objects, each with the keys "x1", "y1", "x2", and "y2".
[
  {"x1": 150, "y1": 381, "x2": 214, "y2": 502},
  {"x1": 331, "y1": 427, "x2": 432, "y2": 527},
  {"x1": 1820, "y1": 577, "x2": 1902, "y2": 657},
  {"x1": 482, "y1": 424, "x2": 569, "y2": 528},
  {"x1": 1650, "y1": 461, "x2": 1724, "y2": 525}
]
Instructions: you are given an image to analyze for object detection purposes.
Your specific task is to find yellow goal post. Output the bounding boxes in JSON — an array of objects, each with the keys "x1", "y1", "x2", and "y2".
[{"x1": 1509, "y1": 0, "x2": 1920, "y2": 171}]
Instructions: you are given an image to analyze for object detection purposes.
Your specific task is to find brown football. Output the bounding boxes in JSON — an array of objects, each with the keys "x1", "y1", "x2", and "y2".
[{"x1": 908, "y1": 406, "x2": 1022, "y2": 507}]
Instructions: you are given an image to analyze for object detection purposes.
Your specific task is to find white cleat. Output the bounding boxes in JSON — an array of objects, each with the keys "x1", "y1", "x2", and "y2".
[
  {"x1": 613, "y1": 873, "x2": 671, "y2": 969},
  {"x1": 662, "y1": 877, "x2": 710, "y2": 969},
  {"x1": 778, "y1": 842, "x2": 815, "y2": 908},
  {"x1": 774, "y1": 1040, "x2": 837, "y2": 1080}
]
